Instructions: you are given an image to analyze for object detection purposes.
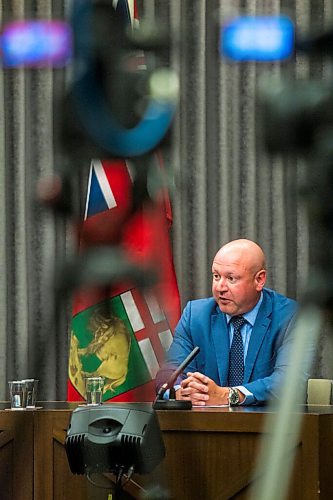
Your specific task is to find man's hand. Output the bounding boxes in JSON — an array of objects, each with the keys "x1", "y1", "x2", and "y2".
[{"x1": 177, "y1": 372, "x2": 230, "y2": 406}]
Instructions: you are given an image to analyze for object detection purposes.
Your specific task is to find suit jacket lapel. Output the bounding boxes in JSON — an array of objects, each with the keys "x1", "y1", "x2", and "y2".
[
  {"x1": 244, "y1": 293, "x2": 272, "y2": 383},
  {"x1": 211, "y1": 310, "x2": 230, "y2": 386}
]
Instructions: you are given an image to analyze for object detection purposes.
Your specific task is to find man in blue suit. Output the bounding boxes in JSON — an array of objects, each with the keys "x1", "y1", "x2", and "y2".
[{"x1": 156, "y1": 239, "x2": 299, "y2": 406}]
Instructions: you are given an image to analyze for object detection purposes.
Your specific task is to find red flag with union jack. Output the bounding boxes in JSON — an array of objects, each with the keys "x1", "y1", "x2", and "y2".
[{"x1": 67, "y1": 154, "x2": 180, "y2": 403}]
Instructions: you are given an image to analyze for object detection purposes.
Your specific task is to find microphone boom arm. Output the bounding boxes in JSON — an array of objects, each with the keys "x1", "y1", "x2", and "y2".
[{"x1": 153, "y1": 346, "x2": 200, "y2": 411}]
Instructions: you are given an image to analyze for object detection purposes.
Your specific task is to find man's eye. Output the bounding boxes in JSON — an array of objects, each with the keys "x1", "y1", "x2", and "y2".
[
  {"x1": 213, "y1": 274, "x2": 220, "y2": 280},
  {"x1": 228, "y1": 276, "x2": 236, "y2": 283}
]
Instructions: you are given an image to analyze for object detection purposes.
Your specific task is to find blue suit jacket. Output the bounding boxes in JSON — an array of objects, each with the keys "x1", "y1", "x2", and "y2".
[{"x1": 157, "y1": 288, "x2": 299, "y2": 404}]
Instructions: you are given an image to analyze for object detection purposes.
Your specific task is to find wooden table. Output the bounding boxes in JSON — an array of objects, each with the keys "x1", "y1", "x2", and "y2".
[
  {"x1": 0, "y1": 402, "x2": 332, "y2": 499},
  {"x1": 157, "y1": 405, "x2": 333, "y2": 499}
]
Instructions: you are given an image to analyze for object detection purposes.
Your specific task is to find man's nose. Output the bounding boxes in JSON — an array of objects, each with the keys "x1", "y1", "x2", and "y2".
[{"x1": 216, "y1": 277, "x2": 228, "y2": 291}]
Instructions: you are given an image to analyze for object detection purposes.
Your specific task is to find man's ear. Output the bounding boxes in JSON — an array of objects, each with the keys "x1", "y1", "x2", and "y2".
[{"x1": 255, "y1": 269, "x2": 266, "y2": 291}]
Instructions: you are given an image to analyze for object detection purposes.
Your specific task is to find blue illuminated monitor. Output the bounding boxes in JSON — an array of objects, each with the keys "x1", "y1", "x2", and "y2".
[
  {"x1": 220, "y1": 15, "x2": 295, "y2": 62},
  {"x1": 1, "y1": 20, "x2": 72, "y2": 67}
]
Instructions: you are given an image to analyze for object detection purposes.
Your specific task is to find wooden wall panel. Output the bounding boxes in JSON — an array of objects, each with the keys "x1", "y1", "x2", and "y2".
[{"x1": 0, "y1": 411, "x2": 33, "y2": 500}]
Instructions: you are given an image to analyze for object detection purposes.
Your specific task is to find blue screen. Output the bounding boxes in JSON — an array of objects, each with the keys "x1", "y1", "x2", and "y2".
[
  {"x1": 1, "y1": 20, "x2": 72, "y2": 68},
  {"x1": 220, "y1": 16, "x2": 295, "y2": 62}
]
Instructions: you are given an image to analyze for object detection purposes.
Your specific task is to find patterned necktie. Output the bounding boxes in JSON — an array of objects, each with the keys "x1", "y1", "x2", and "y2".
[{"x1": 228, "y1": 315, "x2": 246, "y2": 386}]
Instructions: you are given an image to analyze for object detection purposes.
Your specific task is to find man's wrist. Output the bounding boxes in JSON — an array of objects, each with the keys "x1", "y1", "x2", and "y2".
[
  {"x1": 236, "y1": 388, "x2": 245, "y2": 403},
  {"x1": 219, "y1": 387, "x2": 230, "y2": 404},
  {"x1": 235, "y1": 386, "x2": 254, "y2": 405},
  {"x1": 228, "y1": 387, "x2": 245, "y2": 405}
]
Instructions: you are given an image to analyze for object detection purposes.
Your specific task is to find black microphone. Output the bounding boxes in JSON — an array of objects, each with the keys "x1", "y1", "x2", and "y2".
[{"x1": 153, "y1": 346, "x2": 200, "y2": 410}]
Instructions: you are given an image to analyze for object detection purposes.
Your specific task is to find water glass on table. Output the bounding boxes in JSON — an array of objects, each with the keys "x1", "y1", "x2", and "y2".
[
  {"x1": 22, "y1": 379, "x2": 39, "y2": 409},
  {"x1": 8, "y1": 380, "x2": 27, "y2": 410},
  {"x1": 85, "y1": 377, "x2": 104, "y2": 406}
]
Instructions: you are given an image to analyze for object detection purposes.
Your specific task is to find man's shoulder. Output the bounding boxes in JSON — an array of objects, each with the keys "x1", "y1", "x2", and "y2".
[
  {"x1": 262, "y1": 287, "x2": 297, "y2": 314},
  {"x1": 184, "y1": 297, "x2": 218, "y2": 314}
]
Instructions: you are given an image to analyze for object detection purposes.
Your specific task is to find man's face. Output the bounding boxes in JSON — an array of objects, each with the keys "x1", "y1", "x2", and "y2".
[{"x1": 212, "y1": 249, "x2": 266, "y2": 316}]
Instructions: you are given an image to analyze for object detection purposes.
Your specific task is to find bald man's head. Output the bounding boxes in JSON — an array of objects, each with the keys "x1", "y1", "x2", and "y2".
[
  {"x1": 215, "y1": 239, "x2": 266, "y2": 273},
  {"x1": 212, "y1": 239, "x2": 267, "y2": 316}
]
